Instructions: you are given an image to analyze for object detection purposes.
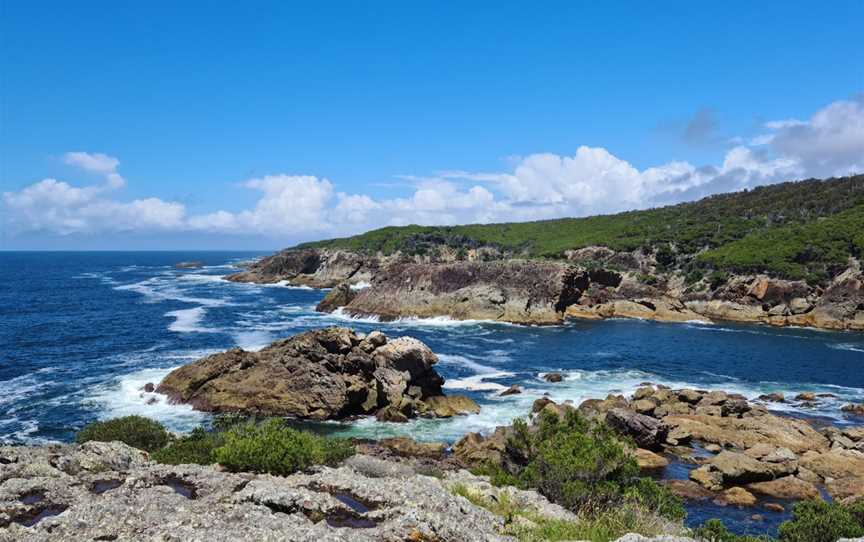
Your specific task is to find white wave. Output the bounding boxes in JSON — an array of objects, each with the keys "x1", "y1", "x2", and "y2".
[
  {"x1": 349, "y1": 281, "x2": 371, "y2": 291},
  {"x1": 829, "y1": 343, "x2": 864, "y2": 353},
  {"x1": 437, "y1": 353, "x2": 503, "y2": 375},
  {"x1": 232, "y1": 330, "x2": 274, "y2": 351},
  {"x1": 257, "y1": 280, "x2": 315, "y2": 290},
  {"x1": 176, "y1": 273, "x2": 228, "y2": 284},
  {"x1": 86, "y1": 367, "x2": 209, "y2": 433},
  {"x1": 443, "y1": 372, "x2": 513, "y2": 392},
  {"x1": 115, "y1": 278, "x2": 230, "y2": 307},
  {"x1": 165, "y1": 307, "x2": 219, "y2": 333},
  {"x1": 328, "y1": 307, "x2": 511, "y2": 328}
]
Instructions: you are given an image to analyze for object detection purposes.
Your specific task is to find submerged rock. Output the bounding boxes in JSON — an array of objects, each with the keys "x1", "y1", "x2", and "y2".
[{"x1": 157, "y1": 327, "x2": 476, "y2": 422}]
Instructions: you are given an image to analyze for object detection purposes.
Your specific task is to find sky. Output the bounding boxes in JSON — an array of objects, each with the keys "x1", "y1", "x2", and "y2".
[{"x1": 1, "y1": 1, "x2": 862, "y2": 250}]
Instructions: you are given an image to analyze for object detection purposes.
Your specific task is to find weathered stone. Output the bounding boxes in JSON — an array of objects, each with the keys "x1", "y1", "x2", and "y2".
[
  {"x1": 661, "y1": 479, "x2": 714, "y2": 501},
  {"x1": 421, "y1": 395, "x2": 481, "y2": 418},
  {"x1": 800, "y1": 449, "x2": 864, "y2": 479},
  {"x1": 709, "y1": 451, "x2": 795, "y2": 484},
  {"x1": 690, "y1": 465, "x2": 723, "y2": 491},
  {"x1": 632, "y1": 398, "x2": 659, "y2": 415},
  {"x1": 662, "y1": 413, "x2": 829, "y2": 453},
  {"x1": 716, "y1": 487, "x2": 757, "y2": 507},
  {"x1": 156, "y1": 328, "x2": 459, "y2": 422},
  {"x1": 634, "y1": 448, "x2": 669, "y2": 470},
  {"x1": 678, "y1": 389, "x2": 704, "y2": 404},
  {"x1": 499, "y1": 385, "x2": 521, "y2": 397},
  {"x1": 543, "y1": 372, "x2": 564, "y2": 383},
  {"x1": 746, "y1": 477, "x2": 820, "y2": 500},
  {"x1": 757, "y1": 393, "x2": 785, "y2": 403},
  {"x1": 606, "y1": 408, "x2": 669, "y2": 451},
  {"x1": 825, "y1": 477, "x2": 864, "y2": 503}
]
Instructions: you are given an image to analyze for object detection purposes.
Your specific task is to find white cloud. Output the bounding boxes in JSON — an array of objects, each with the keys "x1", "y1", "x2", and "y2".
[
  {"x1": 63, "y1": 151, "x2": 125, "y2": 188},
  {"x1": 3, "y1": 96, "x2": 862, "y2": 242}
]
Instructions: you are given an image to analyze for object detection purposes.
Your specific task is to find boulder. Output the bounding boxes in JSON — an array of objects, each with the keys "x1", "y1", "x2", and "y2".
[
  {"x1": 315, "y1": 283, "x2": 357, "y2": 312},
  {"x1": 795, "y1": 392, "x2": 816, "y2": 402},
  {"x1": 543, "y1": 372, "x2": 564, "y2": 383},
  {"x1": 842, "y1": 403, "x2": 864, "y2": 416},
  {"x1": 757, "y1": 393, "x2": 785, "y2": 403},
  {"x1": 661, "y1": 479, "x2": 714, "y2": 501},
  {"x1": 532, "y1": 397, "x2": 554, "y2": 413},
  {"x1": 690, "y1": 465, "x2": 723, "y2": 491},
  {"x1": 605, "y1": 408, "x2": 669, "y2": 451},
  {"x1": 634, "y1": 448, "x2": 669, "y2": 470},
  {"x1": 377, "y1": 437, "x2": 447, "y2": 460},
  {"x1": 716, "y1": 487, "x2": 757, "y2": 507},
  {"x1": 825, "y1": 477, "x2": 864, "y2": 503},
  {"x1": 499, "y1": 385, "x2": 522, "y2": 397},
  {"x1": 678, "y1": 389, "x2": 704, "y2": 404},
  {"x1": 800, "y1": 449, "x2": 864, "y2": 480},
  {"x1": 157, "y1": 327, "x2": 460, "y2": 421},
  {"x1": 453, "y1": 427, "x2": 511, "y2": 467},
  {"x1": 746, "y1": 476, "x2": 820, "y2": 500},
  {"x1": 708, "y1": 451, "x2": 796, "y2": 484},
  {"x1": 421, "y1": 395, "x2": 481, "y2": 418}
]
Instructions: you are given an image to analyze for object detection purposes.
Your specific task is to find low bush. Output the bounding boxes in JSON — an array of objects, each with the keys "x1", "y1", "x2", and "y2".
[
  {"x1": 451, "y1": 483, "x2": 679, "y2": 542},
  {"x1": 151, "y1": 427, "x2": 223, "y2": 465},
  {"x1": 75, "y1": 415, "x2": 170, "y2": 452},
  {"x1": 474, "y1": 410, "x2": 685, "y2": 523},
  {"x1": 214, "y1": 419, "x2": 355, "y2": 476},
  {"x1": 777, "y1": 499, "x2": 864, "y2": 542}
]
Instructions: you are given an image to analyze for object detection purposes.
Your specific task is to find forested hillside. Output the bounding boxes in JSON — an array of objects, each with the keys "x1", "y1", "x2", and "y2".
[{"x1": 300, "y1": 175, "x2": 864, "y2": 284}]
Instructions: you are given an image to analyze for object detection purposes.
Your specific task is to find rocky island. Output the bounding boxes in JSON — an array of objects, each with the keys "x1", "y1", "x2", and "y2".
[
  {"x1": 227, "y1": 175, "x2": 864, "y2": 331},
  {"x1": 157, "y1": 327, "x2": 480, "y2": 422}
]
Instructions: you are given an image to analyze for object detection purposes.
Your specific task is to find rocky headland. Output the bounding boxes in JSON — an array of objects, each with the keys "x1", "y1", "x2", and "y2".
[
  {"x1": 227, "y1": 245, "x2": 864, "y2": 330},
  {"x1": 157, "y1": 327, "x2": 479, "y2": 422}
]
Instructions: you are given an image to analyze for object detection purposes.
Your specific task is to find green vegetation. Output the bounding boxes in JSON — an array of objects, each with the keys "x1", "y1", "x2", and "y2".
[
  {"x1": 75, "y1": 416, "x2": 355, "y2": 476},
  {"x1": 693, "y1": 500, "x2": 864, "y2": 542},
  {"x1": 150, "y1": 426, "x2": 224, "y2": 465},
  {"x1": 470, "y1": 410, "x2": 684, "y2": 540},
  {"x1": 75, "y1": 415, "x2": 170, "y2": 453},
  {"x1": 451, "y1": 481, "x2": 679, "y2": 542},
  {"x1": 777, "y1": 500, "x2": 864, "y2": 542},
  {"x1": 214, "y1": 419, "x2": 355, "y2": 476},
  {"x1": 299, "y1": 175, "x2": 864, "y2": 284}
]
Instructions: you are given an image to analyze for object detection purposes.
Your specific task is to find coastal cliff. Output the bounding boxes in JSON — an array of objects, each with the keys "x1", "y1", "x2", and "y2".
[{"x1": 228, "y1": 175, "x2": 864, "y2": 330}]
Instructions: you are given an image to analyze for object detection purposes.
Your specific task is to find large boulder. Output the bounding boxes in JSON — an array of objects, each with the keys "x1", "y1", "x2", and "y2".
[
  {"x1": 157, "y1": 327, "x2": 466, "y2": 422},
  {"x1": 605, "y1": 408, "x2": 669, "y2": 451}
]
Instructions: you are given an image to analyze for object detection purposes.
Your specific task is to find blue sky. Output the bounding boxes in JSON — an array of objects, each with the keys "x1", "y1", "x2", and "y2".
[{"x1": 2, "y1": 1, "x2": 862, "y2": 249}]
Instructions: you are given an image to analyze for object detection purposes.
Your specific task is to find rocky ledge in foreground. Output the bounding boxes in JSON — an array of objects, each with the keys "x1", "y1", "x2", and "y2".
[{"x1": 157, "y1": 327, "x2": 480, "y2": 422}]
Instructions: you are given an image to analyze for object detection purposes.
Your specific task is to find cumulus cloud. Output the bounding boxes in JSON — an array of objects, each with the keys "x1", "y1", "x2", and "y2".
[
  {"x1": 2, "y1": 96, "x2": 862, "y2": 242},
  {"x1": 63, "y1": 151, "x2": 125, "y2": 188}
]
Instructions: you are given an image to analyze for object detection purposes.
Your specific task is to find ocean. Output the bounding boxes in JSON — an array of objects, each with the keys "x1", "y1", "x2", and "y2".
[{"x1": 2, "y1": 251, "x2": 863, "y2": 534}]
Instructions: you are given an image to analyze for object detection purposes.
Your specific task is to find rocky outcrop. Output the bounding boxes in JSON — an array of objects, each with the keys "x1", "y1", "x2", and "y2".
[
  {"x1": 227, "y1": 248, "x2": 378, "y2": 288},
  {"x1": 157, "y1": 327, "x2": 478, "y2": 421},
  {"x1": 0, "y1": 443, "x2": 514, "y2": 541},
  {"x1": 320, "y1": 260, "x2": 602, "y2": 325}
]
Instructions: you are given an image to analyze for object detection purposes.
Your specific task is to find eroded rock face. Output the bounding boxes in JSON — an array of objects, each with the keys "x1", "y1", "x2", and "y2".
[
  {"x1": 324, "y1": 260, "x2": 596, "y2": 324},
  {"x1": 157, "y1": 327, "x2": 477, "y2": 421},
  {"x1": 227, "y1": 249, "x2": 377, "y2": 289}
]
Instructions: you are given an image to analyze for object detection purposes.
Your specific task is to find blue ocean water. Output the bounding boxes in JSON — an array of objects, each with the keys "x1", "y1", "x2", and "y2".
[{"x1": 2, "y1": 251, "x2": 863, "y2": 534}]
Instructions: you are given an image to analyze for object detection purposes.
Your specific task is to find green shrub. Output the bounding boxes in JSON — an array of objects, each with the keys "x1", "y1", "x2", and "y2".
[
  {"x1": 693, "y1": 519, "x2": 770, "y2": 542},
  {"x1": 777, "y1": 500, "x2": 864, "y2": 542},
  {"x1": 478, "y1": 411, "x2": 684, "y2": 522},
  {"x1": 214, "y1": 419, "x2": 354, "y2": 476},
  {"x1": 75, "y1": 415, "x2": 170, "y2": 452},
  {"x1": 151, "y1": 427, "x2": 223, "y2": 465}
]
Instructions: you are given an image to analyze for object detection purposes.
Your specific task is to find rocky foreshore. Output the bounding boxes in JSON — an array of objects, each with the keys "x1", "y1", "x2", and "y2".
[
  {"x1": 452, "y1": 385, "x2": 864, "y2": 513},
  {"x1": 0, "y1": 440, "x2": 704, "y2": 542},
  {"x1": 157, "y1": 327, "x2": 480, "y2": 422},
  {"x1": 226, "y1": 246, "x2": 864, "y2": 330}
]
